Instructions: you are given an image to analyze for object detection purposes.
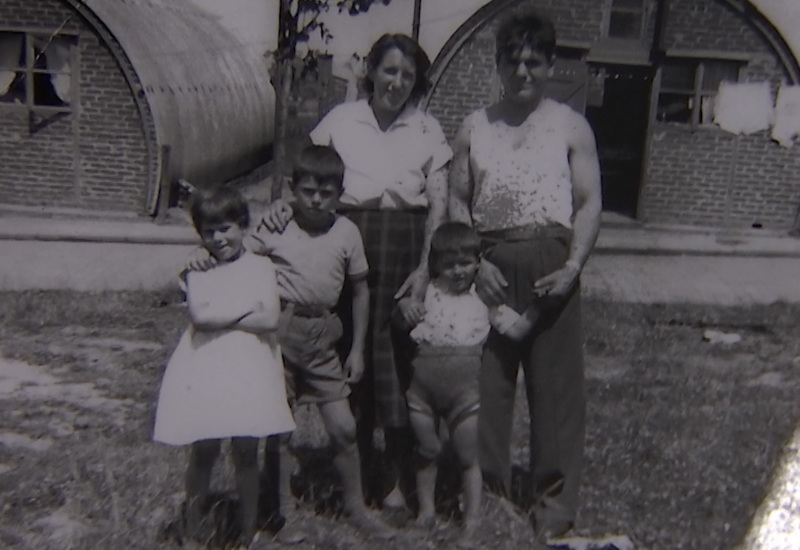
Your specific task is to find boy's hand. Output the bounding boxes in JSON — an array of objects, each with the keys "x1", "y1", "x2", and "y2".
[
  {"x1": 396, "y1": 296, "x2": 425, "y2": 327},
  {"x1": 344, "y1": 349, "x2": 365, "y2": 383},
  {"x1": 260, "y1": 198, "x2": 294, "y2": 233},
  {"x1": 186, "y1": 246, "x2": 217, "y2": 272}
]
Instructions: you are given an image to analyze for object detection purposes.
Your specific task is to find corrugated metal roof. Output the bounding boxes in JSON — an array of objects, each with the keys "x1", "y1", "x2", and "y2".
[{"x1": 81, "y1": 0, "x2": 274, "y2": 188}]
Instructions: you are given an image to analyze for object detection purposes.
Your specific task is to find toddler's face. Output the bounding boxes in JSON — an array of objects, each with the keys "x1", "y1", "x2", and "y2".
[
  {"x1": 436, "y1": 254, "x2": 480, "y2": 294},
  {"x1": 293, "y1": 176, "x2": 340, "y2": 226},
  {"x1": 201, "y1": 220, "x2": 245, "y2": 262}
]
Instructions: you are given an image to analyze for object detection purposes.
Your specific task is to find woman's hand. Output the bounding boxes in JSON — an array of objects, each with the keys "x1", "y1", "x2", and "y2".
[
  {"x1": 396, "y1": 296, "x2": 426, "y2": 327},
  {"x1": 532, "y1": 262, "x2": 581, "y2": 302},
  {"x1": 260, "y1": 198, "x2": 294, "y2": 233},
  {"x1": 475, "y1": 258, "x2": 508, "y2": 307},
  {"x1": 394, "y1": 266, "x2": 429, "y2": 301}
]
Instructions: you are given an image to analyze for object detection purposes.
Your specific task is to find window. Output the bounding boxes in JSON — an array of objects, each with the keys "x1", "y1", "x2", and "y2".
[
  {"x1": 607, "y1": 0, "x2": 646, "y2": 40},
  {"x1": 0, "y1": 31, "x2": 77, "y2": 111},
  {"x1": 656, "y1": 59, "x2": 742, "y2": 125}
]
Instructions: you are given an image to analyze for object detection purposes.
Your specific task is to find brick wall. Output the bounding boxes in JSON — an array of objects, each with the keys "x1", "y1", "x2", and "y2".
[
  {"x1": 640, "y1": 0, "x2": 798, "y2": 229},
  {"x1": 425, "y1": 0, "x2": 799, "y2": 230},
  {"x1": 0, "y1": 0, "x2": 149, "y2": 213}
]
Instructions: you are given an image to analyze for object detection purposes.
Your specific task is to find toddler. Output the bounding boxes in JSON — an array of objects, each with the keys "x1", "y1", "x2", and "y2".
[{"x1": 397, "y1": 222, "x2": 537, "y2": 546}]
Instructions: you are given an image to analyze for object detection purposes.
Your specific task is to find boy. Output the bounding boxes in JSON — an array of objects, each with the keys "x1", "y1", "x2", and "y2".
[
  {"x1": 246, "y1": 145, "x2": 393, "y2": 542},
  {"x1": 395, "y1": 222, "x2": 537, "y2": 547}
]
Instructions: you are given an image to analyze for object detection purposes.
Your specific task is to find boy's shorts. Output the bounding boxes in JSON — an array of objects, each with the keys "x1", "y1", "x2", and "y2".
[
  {"x1": 279, "y1": 303, "x2": 350, "y2": 405},
  {"x1": 405, "y1": 344, "x2": 482, "y2": 429}
]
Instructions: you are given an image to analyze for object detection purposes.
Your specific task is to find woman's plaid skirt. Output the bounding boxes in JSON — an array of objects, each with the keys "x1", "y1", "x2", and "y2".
[{"x1": 338, "y1": 208, "x2": 426, "y2": 428}]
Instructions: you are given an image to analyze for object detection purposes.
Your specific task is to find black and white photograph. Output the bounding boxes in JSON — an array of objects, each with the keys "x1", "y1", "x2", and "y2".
[{"x1": 1, "y1": 1, "x2": 799, "y2": 549}]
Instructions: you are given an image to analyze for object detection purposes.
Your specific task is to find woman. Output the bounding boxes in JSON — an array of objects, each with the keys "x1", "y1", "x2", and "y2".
[
  {"x1": 448, "y1": 12, "x2": 602, "y2": 545},
  {"x1": 263, "y1": 33, "x2": 452, "y2": 516}
]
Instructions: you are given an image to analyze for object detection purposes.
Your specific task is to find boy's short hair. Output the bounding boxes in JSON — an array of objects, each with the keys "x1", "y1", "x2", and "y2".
[
  {"x1": 189, "y1": 186, "x2": 250, "y2": 233},
  {"x1": 292, "y1": 145, "x2": 345, "y2": 191},
  {"x1": 428, "y1": 222, "x2": 481, "y2": 278},
  {"x1": 495, "y1": 11, "x2": 557, "y2": 64}
]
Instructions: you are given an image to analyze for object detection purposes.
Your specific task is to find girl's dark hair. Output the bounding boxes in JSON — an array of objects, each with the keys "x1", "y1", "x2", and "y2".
[
  {"x1": 428, "y1": 222, "x2": 481, "y2": 278},
  {"x1": 189, "y1": 186, "x2": 250, "y2": 233},
  {"x1": 363, "y1": 33, "x2": 431, "y2": 107},
  {"x1": 292, "y1": 145, "x2": 345, "y2": 191},
  {"x1": 495, "y1": 11, "x2": 557, "y2": 65}
]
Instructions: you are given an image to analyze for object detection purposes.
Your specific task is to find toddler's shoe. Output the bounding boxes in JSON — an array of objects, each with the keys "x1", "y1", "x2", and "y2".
[{"x1": 275, "y1": 520, "x2": 308, "y2": 545}]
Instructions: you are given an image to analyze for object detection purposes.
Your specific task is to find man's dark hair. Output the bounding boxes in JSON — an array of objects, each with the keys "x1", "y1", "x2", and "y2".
[{"x1": 495, "y1": 11, "x2": 557, "y2": 64}]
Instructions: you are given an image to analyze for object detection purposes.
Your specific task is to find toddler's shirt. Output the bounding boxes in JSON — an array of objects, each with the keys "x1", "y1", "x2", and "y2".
[{"x1": 410, "y1": 283, "x2": 520, "y2": 347}]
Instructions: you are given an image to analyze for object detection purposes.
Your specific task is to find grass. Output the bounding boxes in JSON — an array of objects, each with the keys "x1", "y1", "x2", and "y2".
[{"x1": 0, "y1": 290, "x2": 798, "y2": 549}]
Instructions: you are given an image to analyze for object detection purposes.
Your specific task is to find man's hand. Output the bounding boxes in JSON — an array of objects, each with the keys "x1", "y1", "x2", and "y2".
[
  {"x1": 475, "y1": 258, "x2": 508, "y2": 307},
  {"x1": 396, "y1": 296, "x2": 426, "y2": 327},
  {"x1": 260, "y1": 198, "x2": 294, "y2": 233},
  {"x1": 532, "y1": 262, "x2": 580, "y2": 302},
  {"x1": 187, "y1": 246, "x2": 217, "y2": 272},
  {"x1": 344, "y1": 349, "x2": 365, "y2": 383}
]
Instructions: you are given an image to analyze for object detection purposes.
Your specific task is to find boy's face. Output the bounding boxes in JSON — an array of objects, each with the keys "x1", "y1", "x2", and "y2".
[
  {"x1": 436, "y1": 253, "x2": 480, "y2": 294},
  {"x1": 201, "y1": 220, "x2": 245, "y2": 262},
  {"x1": 293, "y1": 176, "x2": 341, "y2": 224}
]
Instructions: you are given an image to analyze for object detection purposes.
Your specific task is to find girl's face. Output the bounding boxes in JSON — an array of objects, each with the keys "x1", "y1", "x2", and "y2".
[
  {"x1": 200, "y1": 220, "x2": 245, "y2": 262},
  {"x1": 370, "y1": 47, "x2": 417, "y2": 116},
  {"x1": 497, "y1": 45, "x2": 552, "y2": 105},
  {"x1": 436, "y1": 253, "x2": 480, "y2": 295}
]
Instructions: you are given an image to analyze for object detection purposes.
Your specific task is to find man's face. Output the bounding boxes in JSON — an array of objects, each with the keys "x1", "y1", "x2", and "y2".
[{"x1": 497, "y1": 45, "x2": 553, "y2": 104}]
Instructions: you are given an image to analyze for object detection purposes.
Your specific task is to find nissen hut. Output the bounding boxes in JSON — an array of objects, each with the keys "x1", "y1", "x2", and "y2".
[{"x1": 0, "y1": 0, "x2": 274, "y2": 216}]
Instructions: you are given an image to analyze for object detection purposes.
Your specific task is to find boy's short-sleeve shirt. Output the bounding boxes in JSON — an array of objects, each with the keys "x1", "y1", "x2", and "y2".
[
  {"x1": 309, "y1": 99, "x2": 452, "y2": 209},
  {"x1": 246, "y1": 216, "x2": 368, "y2": 309}
]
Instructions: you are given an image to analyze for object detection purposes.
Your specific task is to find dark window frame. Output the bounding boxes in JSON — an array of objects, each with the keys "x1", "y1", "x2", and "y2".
[
  {"x1": 0, "y1": 29, "x2": 78, "y2": 113},
  {"x1": 656, "y1": 57, "x2": 743, "y2": 127}
]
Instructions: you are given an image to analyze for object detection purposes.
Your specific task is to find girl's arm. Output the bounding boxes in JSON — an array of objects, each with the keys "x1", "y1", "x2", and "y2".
[{"x1": 187, "y1": 263, "x2": 280, "y2": 332}]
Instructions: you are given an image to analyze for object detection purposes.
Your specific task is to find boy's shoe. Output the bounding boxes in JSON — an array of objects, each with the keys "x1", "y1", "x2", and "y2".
[{"x1": 343, "y1": 508, "x2": 396, "y2": 540}]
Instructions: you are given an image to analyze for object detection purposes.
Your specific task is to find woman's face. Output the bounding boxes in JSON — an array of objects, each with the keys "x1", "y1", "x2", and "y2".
[
  {"x1": 370, "y1": 47, "x2": 417, "y2": 115},
  {"x1": 497, "y1": 45, "x2": 552, "y2": 105}
]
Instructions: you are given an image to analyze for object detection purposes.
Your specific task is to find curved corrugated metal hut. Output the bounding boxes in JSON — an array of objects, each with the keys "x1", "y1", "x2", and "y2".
[{"x1": 0, "y1": 0, "x2": 274, "y2": 215}]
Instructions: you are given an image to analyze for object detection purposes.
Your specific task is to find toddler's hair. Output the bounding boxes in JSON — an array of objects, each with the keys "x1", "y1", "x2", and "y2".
[
  {"x1": 189, "y1": 186, "x2": 250, "y2": 233},
  {"x1": 292, "y1": 145, "x2": 345, "y2": 191},
  {"x1": 428, "y1": 222, "x2": 481, "y2": 278}
]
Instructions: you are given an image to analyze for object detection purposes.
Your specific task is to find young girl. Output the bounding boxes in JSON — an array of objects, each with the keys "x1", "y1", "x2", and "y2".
[
  {"x1": 154, "y1": 187, "x2": 295, "y2": 548},
  {"x1": 396, "y1": 222, "x2": 537, "y2": 547}
]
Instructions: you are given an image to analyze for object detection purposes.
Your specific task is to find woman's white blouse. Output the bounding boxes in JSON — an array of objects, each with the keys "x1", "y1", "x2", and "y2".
[{"x1": 310, "y1": 99, "x2": 452, "y2": 209}]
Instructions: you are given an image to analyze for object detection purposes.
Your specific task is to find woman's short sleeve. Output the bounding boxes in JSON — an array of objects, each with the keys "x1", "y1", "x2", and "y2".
[
  {"x1": 422, "y1": 114, "x2": 453, "y2": 174},
  {"x1": 309, "y1": 108, "x2": 336, "y2": 146}
]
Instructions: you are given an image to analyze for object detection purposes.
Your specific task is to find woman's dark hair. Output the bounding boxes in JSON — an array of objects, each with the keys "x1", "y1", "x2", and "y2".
[
  {"x1": 292, "y1": 144, "x2": 345, "y2": 192},
  {"x1": 362, "y1": 33, "x2": 431, "y2": 106},
  {"x1": 495, "y1": 11, "x2": 557, "y2": 65},
  {"x1": 189, "y1": 186, "x2": 250, "y2": 233},
  {"x1": 428, "y1": 222, "x2": 481, "y2": 279}
]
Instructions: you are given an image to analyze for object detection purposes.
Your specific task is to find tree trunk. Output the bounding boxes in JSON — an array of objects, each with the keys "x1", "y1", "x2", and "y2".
[{"x1": 272, "y1": 57, "x2": 293, "y2": 202}]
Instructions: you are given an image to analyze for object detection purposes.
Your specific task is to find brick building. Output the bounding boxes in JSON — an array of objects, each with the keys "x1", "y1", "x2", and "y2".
[
  {"x1": 0, "y1": 0, "x2": 274, "y2": 216},
  {"x1": 423, "y1": 0, "x2": 800, "y2": 230}
]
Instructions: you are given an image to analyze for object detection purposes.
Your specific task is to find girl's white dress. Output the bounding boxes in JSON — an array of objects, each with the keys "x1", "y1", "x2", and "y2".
[{"x1": 154, "y1": 253, "x2": 295, "y2": 446}]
